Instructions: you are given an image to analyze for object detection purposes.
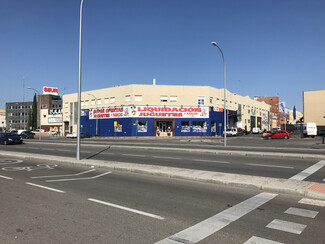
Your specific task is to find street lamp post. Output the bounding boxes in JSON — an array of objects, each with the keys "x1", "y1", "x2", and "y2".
[
  {"x1": 77, "y1": 0, "x2": 84, "y2": 160},
  {"x1": 211, "y1": 42, "x2": 227, "y2": 147},
  {"x1": 87, "y1": 93, "x2": 98, "y2": 136},
  {"x1": 27, "y1": 87, "x2": 42, "y2": 141}
]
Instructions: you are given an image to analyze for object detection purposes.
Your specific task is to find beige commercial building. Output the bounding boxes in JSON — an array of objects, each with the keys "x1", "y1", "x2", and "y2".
[
  {"x1": 0, "y1": 108, "x2": 5, "y2": 131},
  {"x1": 303, "y1": 89, "x2": 325, "y2": 130},
  {"x1": 62, "y1": 84, "x2": 270, "y2": 136}
]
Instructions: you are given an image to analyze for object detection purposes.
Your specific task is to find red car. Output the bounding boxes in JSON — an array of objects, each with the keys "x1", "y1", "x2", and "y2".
[{"x1": 265, "y1": 130, "x2": 291, "y2": 140}]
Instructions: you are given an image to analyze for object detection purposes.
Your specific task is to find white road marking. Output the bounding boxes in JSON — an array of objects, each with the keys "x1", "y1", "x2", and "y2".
[
  {"x1": 0, "y1": 175, "x2": 13, "y2": 180},
  {"x1": 88, "y1": 198, "x2": 164, "y2": 220},
  {"x1": 298, "y1": 198, "x2": 325, "y2": 207},
  {"x1": 246, "y1": 163, "x2": 294, "y2": 169},
  {"x1": 0, "y1": 159, "x2": 23, "y2": 165},
  {"x1": 289, "y1": 160, "x2": 325, "y2": 181},
  {"x1": 26, "y1": 182, "x2": 65, "y2": 193},
  {"x1": 122, "y1": 154, "x2": 146, "y2": 157},
  {"x1": 244, "y1": 236, "x2": 284, "y2": 244},
  {"x1": 56, "y1": 149, "x2": 71, "y2": 152},
  {"x1": 31, "y1": 169, "x2": 96, "y2": 179},
  {"x1": 193, "y1": 159, "x2": 230, "y2": 164},
  {"x1": 152, "y1": 156, "x2": 181, "y2": 160},
  {"x1": 45, "y1": 171, "x2": 111, "y2": 182},
  {"x1": 102, "y1": 152, "x2": 114, "y2": 155},
  {"x1": 266, "y1": 219, "x2": 306, "y2": 234},
  {"x1": 284, "y1": 207, "x2": 318, "y2": 218},
  {"x1": 155, "y1": 192, "x2": 277, "y2": 244}
]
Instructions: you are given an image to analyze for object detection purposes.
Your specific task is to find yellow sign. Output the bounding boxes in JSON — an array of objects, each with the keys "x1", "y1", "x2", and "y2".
[{"x1": 114, "y1": 121, "x2": 117, "y2": 127}]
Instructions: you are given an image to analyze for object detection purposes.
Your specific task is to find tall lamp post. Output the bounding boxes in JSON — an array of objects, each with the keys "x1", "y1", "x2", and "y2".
[
  {"x1": 27, "y1": 87, "x2": 42, "y2": 141},
  {"x1": 87, "y1": 93, "x2": 98, "y2": 136},
  {"x1": 211, "y1": 42, "x2": 227, "y2": 147},
  {"x1": 77, "y1": 0, "x2": 84, "y2": 160}
]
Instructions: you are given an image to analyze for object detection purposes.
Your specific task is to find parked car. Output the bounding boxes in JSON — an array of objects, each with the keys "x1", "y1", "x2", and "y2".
[
  {"x1": 66, "y1": 132, "x2": 77, "y2": 138},
  {"x1": 20, "y1": 131, "x2": 35, "y2": 139},
  {"x1": 0, "y1": 132, "x2": 23, "y2": 145},
  {"x1": 80, "y1": 132, "x2": 92, "y2": 138},
  {"x1": 265, "y1": 130, "x2": 291, "y2": 140},
  {"x1": 223, "y1": 128, "x2": 238, "y2": 136},
  {"x1": 49, "y1": 130, "x2": 57, "y2": 135},
  {"x1": 252, "y1": 127, "x2": 262, "y2": 134},
  {"x1": 262, "y1": 131, "x2": 271, "y2": 138},
  {"x1": 237, "y1": 128, "x2": 246, "y2": 136},
  {"x1": 318, "y1": 130, "x2": 325, "y2": 136}
]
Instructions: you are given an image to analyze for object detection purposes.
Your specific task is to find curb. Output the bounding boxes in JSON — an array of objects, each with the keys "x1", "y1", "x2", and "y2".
[
  {"x1": 1, "y1": 151, "x2": 324, "y2": 201},
  {"x1": 23, "y1": 141, "x2": 325, "y2": 160}
]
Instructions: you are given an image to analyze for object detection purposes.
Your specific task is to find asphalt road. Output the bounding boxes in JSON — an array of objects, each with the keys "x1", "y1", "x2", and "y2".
[
  {"x1": 1, "y1": 140, "x2": 324, "y2": 183},
  {"x1": 1, "y1": 157, "x2": 324, "y2": 244}
]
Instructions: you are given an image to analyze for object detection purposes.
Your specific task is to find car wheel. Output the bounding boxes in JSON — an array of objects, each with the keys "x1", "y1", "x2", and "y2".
[
  {"x1": 268, "y1": 137, "x2": 272, "y2": 140},
  {"x1": 284, "y1": 136, "x2": 288, "y2": 139}
]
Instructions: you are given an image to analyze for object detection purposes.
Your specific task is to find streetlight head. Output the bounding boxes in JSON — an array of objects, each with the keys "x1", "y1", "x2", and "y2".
[
  {"x1": 211, "y1": 42, "x2": 217, "y2": 46},
  {"x1": 26, "y1": 86, "x2": 32, "y2": 89}
]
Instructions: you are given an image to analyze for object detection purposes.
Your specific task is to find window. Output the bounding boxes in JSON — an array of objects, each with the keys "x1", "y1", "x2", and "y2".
[
  {"x1": 135, "y1": 95, "x2": 142, "y2": 102},
  {"x1": 81, "y1": 101, "x2": 84, "y2": 107},
  {"x1": 137, "y1": 120, "x2": 147, "y2": 132},
  {"x1": 193, "y1": 121, "x2": 207, "y2": 132},
  {"x1": 160, "y1": 96, "x2": 168, "y2": 102},
  {"x1": 110, "y1": 97, "x2": 115, "y2": 104},
  {"x1": 105, "y1": 98, "x2": 109, "y2": 104},
  {"x1": 125, "y1": 95, "x2": 131, "y2": 102},
  {"x1": 65, "y1": 112, "x2": 68, "y2": 120},
  {"x1": 181, "y1": 121, "x2": 190, "y2": 132},
  {"x1": 115, "y1": 121, "x2": 122, "y2": 132},
  {"x1": 170, "y1": 96, "x2": 177, "y2": 102},
  {"x1": 97, "y1": 99, "x2": 101, "y2": 105},
  {"x1": 91, "y1": 99, "x2": 95, "y2": 105},
  {"x1": 197, "y1": 96, "x2": 205, "y2": 105},
  {"x1": 210, "y1": 97, "x2": 213, "y2": 103},
  {"x1": 85, "y1": 100, "x2": 89, "y2": 106},
  {"x1": 65, "y1": 103, "x2": 68, "y2": 108}
]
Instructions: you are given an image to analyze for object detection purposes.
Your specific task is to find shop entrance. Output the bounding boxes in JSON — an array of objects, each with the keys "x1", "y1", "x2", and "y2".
[{"x1": 155, "y1": 119, "x2": 174, "y2": 136}]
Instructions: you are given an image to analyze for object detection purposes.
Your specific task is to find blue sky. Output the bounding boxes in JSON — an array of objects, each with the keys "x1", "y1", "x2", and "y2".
[{"x1": 1, "y1": 0, "x2": 324, "y2": 112}]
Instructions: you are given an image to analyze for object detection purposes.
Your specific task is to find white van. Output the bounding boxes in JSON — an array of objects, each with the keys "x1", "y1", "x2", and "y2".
[{"x1": 304, "y1": 123, "x2": 317, "y2": 137}]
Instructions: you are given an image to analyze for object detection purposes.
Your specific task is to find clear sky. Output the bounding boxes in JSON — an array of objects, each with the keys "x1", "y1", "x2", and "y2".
[{"x1": 1, "y1": 0, "x2": 324, "y2": 112}]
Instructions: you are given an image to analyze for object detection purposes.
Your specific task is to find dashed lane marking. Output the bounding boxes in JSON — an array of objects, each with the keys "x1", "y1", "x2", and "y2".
[
  {"x1": 31, "y1": 169, "x2": 96, "y2": 179},
  {"x1": 26, "y1": 182, "x2": 65, "y2": 193},
  {"x1": 122, "y1": 154, "x2": 146, "y2": 157},
  {"x1": 88, "y1": 198, "x2": 164, "y2": 220},
  {"x1": 152, "y1": 156, "x2": 182, "y2": 160},
  {"x1": 246, "y1": 163, "x2": 294, "y2": 169},
  {"x1": 266, "y1": 219, "x2": 306, "y2": 234},
  {"x1": 193, "y1": 159, "x2": 230, "y2": 164},
  {"x1": 155, "y1": 192, "x2": 277, "y2": 244},
  {"x1": 0, "y1": 175, "x2": 13, "y2": 180},
  {"x1": 284, "y1": 207, "x2": 319, "y2": 218},
  {"x1": 289, "y1": 160, "x2": 325, "y2": 181},
  {"x1": 45, "y1": 171, "x2": 111, "y2": 182},
  {"x1": 298, "y1": 198, "x2": 325, "y2": 207},
  {"x1": 243, "y1": 236, "x2": 284, "y2": 244}
]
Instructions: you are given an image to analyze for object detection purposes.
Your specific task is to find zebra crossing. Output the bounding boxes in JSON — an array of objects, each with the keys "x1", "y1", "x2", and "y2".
[{"x1": 243, "y1": 197, "x2": 325, "y2": 243}]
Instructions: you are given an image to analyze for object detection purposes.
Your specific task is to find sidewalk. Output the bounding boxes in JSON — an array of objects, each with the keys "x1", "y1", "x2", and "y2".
[{"x1": 1, "y1": 150, "x2": 324, "y2": 201}]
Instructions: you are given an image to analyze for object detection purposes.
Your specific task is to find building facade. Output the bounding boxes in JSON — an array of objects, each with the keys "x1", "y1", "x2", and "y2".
[
  {"x1": 0, "y1": 109, "x2": 6, "y2": 131},
  {"x1": 38, "y1": 94, "x2": 62, "y2": 133},
  {"x1": 256, "y1": 96, "x2": 280, "y2": 129},
  {"x1": 303, "y1": 90, "x2": 325, "y2": 130},
  {"x1": 6, "y1": 101, "x2": 33, "y2": 130},
  {"x1": 62, "y1": 84, "x2": 270, "y2": 136}
]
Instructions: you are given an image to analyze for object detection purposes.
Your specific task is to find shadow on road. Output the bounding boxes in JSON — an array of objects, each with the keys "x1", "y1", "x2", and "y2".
[{"x1": 86, "y1": 146, "x2": 111, "y2": 159}]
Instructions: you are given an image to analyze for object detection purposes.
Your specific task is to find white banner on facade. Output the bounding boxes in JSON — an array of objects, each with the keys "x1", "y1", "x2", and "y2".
[{"x1": 89, "y1": 106, "x2": 209, "y2": 119}]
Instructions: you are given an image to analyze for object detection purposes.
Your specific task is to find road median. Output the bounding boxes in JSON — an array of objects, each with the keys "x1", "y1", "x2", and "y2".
[{"x1": 1, "y1": 150, "x2": 324, "y2": 201}]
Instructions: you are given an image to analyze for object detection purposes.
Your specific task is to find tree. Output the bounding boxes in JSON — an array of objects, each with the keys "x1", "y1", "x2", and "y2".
[{"x1": 31, "y1": 94, "x2": 37, "y2": 130}]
